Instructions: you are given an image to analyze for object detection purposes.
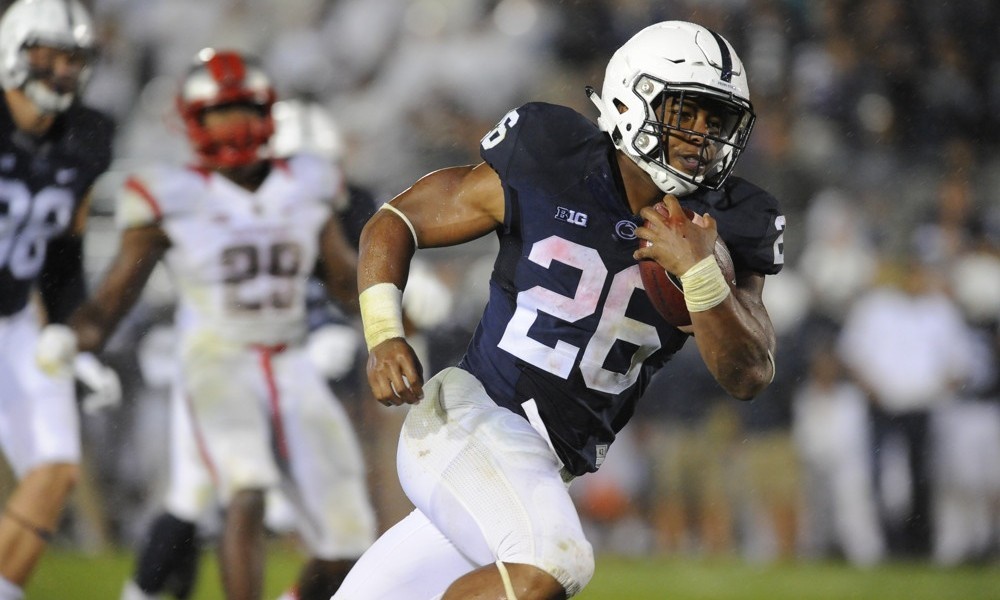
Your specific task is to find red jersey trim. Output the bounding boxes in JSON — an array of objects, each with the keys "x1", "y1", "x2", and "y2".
[{"x1": 124, "y1": 176, "x2": 163, "y2": 221}]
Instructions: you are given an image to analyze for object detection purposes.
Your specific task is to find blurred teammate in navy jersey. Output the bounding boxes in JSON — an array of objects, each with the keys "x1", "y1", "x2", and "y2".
[
  {"x1": 336, "y1": 20, "x2": 785, "y2": 600},
  {"x1": 0, "y1": 1, "x2": 117, "y2": 598}
]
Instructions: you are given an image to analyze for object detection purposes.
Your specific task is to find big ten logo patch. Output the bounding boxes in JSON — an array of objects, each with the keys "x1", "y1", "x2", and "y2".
[{"x1": 555, "y1": 206, "x2": 588, "y2": 227}]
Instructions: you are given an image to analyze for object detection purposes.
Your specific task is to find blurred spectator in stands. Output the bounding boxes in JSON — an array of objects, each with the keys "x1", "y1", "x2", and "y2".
[
  {"x1": 837, "y1": 258, "x2": 975, "y2": 558},
  {"x1": 932, "y1": 234, "x2": 1000, "y2": 565},
  {"x1": 734, "y1": 269, "x2": 812, "y2": 563},
  {"x1": 635, "y1": 346, "x2": 740, "y2": 558},
  {"x1": 793, "y1": 340, "x2": 885, "y2": 567},
  {"x1": 798, "y1": 188, "x2": 878, "y2": 328}
]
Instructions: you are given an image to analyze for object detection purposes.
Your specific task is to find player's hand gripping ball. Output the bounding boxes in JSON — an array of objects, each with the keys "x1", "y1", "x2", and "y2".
[{"x1": 638, "y1": 205, "x2": 736, "y2": 328}]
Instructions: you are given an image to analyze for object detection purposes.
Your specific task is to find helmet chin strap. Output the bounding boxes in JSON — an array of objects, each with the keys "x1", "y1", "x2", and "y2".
[
  {"x1": 642, "y1": 161, "x2": 697, "y2": 197},
  {"x1": 586, "y1": 87, "x2": 617, "y2": 136}
]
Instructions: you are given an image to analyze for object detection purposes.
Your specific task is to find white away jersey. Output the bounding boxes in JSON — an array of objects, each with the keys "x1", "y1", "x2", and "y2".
[{"x1": 117, "y1": 153, "x2": 345, "y2": 346}]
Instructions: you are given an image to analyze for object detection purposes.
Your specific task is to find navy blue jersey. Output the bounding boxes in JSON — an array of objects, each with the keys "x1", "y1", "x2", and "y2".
[
  {"x1": 0, "y1": 98, "x2": 114, "y2": 316},
  {"x1": 460, "y1": 102, "x2": 785, "y2": 476},
  {"x1": 680, "y1": 176, "x2": 785, "y2": 276}
]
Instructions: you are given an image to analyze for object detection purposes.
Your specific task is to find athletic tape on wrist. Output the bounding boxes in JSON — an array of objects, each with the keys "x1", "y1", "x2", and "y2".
[
  {"x1": 379, "y1": 203, "x2": 419, "y2": 249},
  {"x1": 360, "y1": 283, "x2": 405, "y2": 350},
  {"x1": 680, "y1": 255, "x2": 731, "y2": 313}
]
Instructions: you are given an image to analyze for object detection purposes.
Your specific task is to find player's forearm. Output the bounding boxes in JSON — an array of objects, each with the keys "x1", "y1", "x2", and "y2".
[
  {"x1": 326, "y1": 274, "x2": 360, "y2": 314},
  {"x1": 358, "y1": 209, "x2": 417, "y2": 293},
  {"x1": 357, "y1": 208, "x2": 417, "y2": 350},
  {"x1": 69, "y1": 246, "x2": 161, "y2": 352},
  {"x1": 38, "y1": 235, "x2": 87, "y2": 323},
  {"x1": 69, "y1": 302, "x2": 116, "y2": 353},
  {"x1": 321, "y1": 251, "x2": 360, "y2": 315},
  {"x1": 318, "y1": 215, "x2": 361, "y2": 313},
  {"x1": 690, "y1": 293, "x2": 775, "y2": 400}
]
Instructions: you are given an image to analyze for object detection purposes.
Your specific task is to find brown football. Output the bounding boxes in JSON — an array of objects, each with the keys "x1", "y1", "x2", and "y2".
[{"x1": 638, "y1": 209, "x2": 736, "y2": 328}]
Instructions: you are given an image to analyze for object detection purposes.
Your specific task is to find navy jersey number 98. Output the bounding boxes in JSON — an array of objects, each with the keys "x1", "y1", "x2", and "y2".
[{"x1": 0, "y1": 179, "x2": 75, "y2": 280}]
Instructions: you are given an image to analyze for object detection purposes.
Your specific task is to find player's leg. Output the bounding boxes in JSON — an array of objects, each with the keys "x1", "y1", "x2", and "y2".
[
  {"x1": 290, "y1": 558, "x2": 355, "y2": 600},
  {"x1": 397, "y1": 367, "x2": 594, "y2": 599},
  {"x1": 179, "y1": 342, "x2": 282, "y2": 600},
  {"x1": 332, "y1": 509, "x2": 478, "y2": 600},
  {"x1": 218, "y1": 488, "x2": 266, "y2": 599},
  {"x1": 271, "y1": 348, "x2": 377, "y2": 599},
  {"x1": 441, "y1": 562, "x2": 567, "y2": 600},
  {"x1": 0, "y1": 463, "x2": 78, "y2": 583},
  {"x1": 0, "y1": 310, "x2": 81, "y2": 595},
  {"x1": 123, "y1": 384, "x2": 213, "y2": 599},
  {"x1": 121, "y1": 512, "x2": 201, "y2": 600}
]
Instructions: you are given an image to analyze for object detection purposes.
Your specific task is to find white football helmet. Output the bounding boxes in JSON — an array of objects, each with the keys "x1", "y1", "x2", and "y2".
[
  {"x1": 588, "y1": 21, "x2": 755, "y2": 196},
  {"x1": 0, "y1": 0, "x2": 96, "y2": 113},
  {"x1": 271, "y1": 98, "x2": 344, "y2": 161}
]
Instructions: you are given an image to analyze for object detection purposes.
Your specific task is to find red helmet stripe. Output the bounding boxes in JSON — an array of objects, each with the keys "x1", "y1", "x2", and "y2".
[{"x1": 204, "y1": 52, "x2": 246, "y2": 88}]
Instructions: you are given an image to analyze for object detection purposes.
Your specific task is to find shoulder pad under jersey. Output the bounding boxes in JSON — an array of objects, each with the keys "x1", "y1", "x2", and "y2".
[
  {"x1": 114, "y1": 164, "x2": 206, "y2": 230},
  {"x1": 692, "y1": 176, "x2": 785, "y2": 276}
]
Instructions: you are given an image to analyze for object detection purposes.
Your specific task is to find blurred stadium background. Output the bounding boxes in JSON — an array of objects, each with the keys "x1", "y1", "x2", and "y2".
[{"x1": 3, "y1": 0, "x2": 1000, "y2": 597}]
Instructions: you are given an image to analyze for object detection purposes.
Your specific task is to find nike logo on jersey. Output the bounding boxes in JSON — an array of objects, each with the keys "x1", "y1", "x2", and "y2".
[{"x1": 555, "y1": 207, "x2": 588, "y2": 227}]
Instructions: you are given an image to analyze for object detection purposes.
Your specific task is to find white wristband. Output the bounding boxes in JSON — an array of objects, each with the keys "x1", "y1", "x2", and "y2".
[
  {"x1": 680, "y1": 256, "x2": 731, "y2": 313},
  {"x1": 360, "y1": 283, "x2": 405, "y2": 350}
]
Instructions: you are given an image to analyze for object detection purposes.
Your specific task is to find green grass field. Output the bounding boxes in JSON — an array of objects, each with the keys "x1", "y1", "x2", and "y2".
[{"x1": 26, "y1": 548, "x2": 1000, "y2": 599}]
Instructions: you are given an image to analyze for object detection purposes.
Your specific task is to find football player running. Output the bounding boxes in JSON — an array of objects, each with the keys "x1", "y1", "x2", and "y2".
[
  {"x1": 62, "y1": 50, "x2": 377, "y2": 600},
  {"x1": 0, "y1": 1, "x2": 117, "y2": 598},
  {"x1": 336, "y1": 21, "x2": 785, "y2": 600}
]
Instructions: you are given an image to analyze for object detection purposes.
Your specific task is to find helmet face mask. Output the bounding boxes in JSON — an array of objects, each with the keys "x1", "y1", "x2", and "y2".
[
  {"x1": 633, "y1": 78, "x2": 755, "y2": 192},
  {"x1": 177, "y1": 49, "x2": 276, "y2": 169},
  {"x1": 0, "y1": 0, "x2": 96, "y2": 114},
  {"x1": 588, "y1": 21, "x2": 756, "y2": 196},
  {"x1": 22, "y1": 44, "x2": 93, "y2": 111}
]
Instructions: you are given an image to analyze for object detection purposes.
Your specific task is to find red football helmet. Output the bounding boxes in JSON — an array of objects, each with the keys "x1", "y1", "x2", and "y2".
[{"x1": 177, "y1": 48, "x2": 276, "y2": 168}]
